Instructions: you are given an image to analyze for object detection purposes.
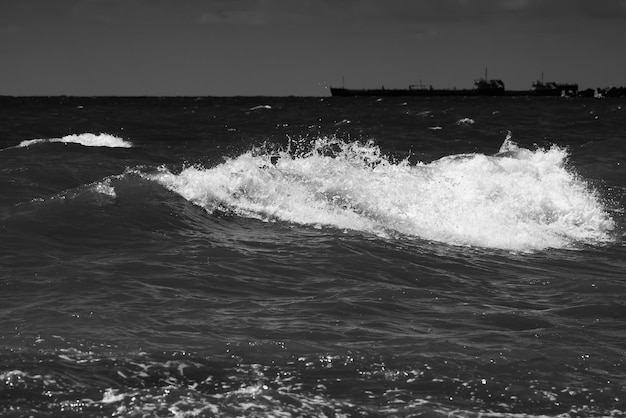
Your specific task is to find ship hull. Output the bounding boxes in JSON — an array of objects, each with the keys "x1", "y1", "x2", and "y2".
[{"x1": 330, "y1": 87, "x2": 573, "y2": 97}]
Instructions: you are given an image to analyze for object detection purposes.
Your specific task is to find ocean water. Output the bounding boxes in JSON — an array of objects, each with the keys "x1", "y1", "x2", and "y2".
[{"x1": 0, "y1": 96, "x2": 625, "y2": 417}]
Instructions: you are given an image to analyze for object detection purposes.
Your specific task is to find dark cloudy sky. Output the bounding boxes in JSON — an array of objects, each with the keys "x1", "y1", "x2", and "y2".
[{"x1": 1, "y1": 0, "x2": 625, "y2": 96}]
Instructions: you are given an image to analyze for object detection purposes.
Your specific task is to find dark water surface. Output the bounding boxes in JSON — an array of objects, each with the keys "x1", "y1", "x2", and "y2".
[{"x1": 1, "y1": 96, "x2": 625, "y2": 416}]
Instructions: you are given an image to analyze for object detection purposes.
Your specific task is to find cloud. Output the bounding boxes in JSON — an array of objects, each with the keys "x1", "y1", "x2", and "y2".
[
  {"x1": 13, "y1": 0, "x2": 622, "y2": 31},
  {"x1": 191, "y1": 0, "x2": 626, "y2": 31},
  {"x1": 363, "y1": 0, "x2": 626, "y2": 22},
  {"x1": 493, "y1": 0, "x2": 626, "y2": 20}
]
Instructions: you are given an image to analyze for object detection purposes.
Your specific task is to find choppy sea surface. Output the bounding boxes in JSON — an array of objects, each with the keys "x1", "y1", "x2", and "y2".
[{"x1": 1, "y1": 96, "x2": 625, "y2": 417}]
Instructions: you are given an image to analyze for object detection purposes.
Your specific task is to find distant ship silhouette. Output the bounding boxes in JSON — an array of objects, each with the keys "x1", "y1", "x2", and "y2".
[{"x1": 331, "y1": 69, "x2": 579, "y2": 97}]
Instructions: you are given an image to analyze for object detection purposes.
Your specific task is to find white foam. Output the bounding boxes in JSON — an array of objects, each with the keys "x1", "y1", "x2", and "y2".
[
  {"x1": 17, "y1": 133, "x2": 132, "y2": 148},
  {"x1": 148, "y1": 137, "x2": 616, "y2": 251},
  {"x1": 456, "y1": 117, "x2": 475, "y2": 125},
  {"x1": 101, "y1": 388, "x2": 128, "y2": 404},
  {"x1": 249, "y1": 105, "x2": 272, "y2": 111},
  {"x1": 93, "y1": 181, "x2": 117, "y2": 198}
]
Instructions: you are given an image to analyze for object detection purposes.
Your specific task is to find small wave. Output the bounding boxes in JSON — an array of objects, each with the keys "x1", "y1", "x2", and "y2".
[
  {"x1": 15, "y1": 133, "x2": 132, "y2": 149},
  {"x1": 455, "y1": 117, "x2": 475, "y2": 125},
  {"x1": 5, "y1": 349, "x2": 620, "y2": 417},
  {"x1": 249, "y1": 105, "x2": 272, "y2": 111},
  {"x1": 145, "y1": 137, "x2": 616, "y2": 252}
]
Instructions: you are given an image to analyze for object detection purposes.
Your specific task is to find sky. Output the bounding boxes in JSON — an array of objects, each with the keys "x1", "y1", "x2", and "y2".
[{"x1": 1, "y1": 0, "x2": 625, "y2": 96}]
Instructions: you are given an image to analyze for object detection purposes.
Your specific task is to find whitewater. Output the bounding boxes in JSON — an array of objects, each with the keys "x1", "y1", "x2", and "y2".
[{"x1": 141, "y1": 135, "x2": 614, "y2": 252}]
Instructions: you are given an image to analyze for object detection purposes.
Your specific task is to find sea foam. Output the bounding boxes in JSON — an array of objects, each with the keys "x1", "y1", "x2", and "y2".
[
  {"x1": 149, "y1": 137, "x2": 615, "y2": 251},
  {"x1": 16, "y1": 133, "x2": 132, "y2": 148}
]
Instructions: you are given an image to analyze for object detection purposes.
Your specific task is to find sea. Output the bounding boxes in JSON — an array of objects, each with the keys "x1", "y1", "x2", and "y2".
[{"x1": 0, "y1": 95, "x2": 625, "y2": 417}]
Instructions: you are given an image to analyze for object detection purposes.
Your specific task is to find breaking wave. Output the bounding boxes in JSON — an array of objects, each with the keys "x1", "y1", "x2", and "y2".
[
  {"x1": 143, "y1": 137, "x2": 614, "y2": 252},
  {"x1": 14, "y1": 133, "x2": 132, "y2": 149}
]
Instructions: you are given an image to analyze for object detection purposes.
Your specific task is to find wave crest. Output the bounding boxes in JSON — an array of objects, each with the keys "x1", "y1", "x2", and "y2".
[
  {"x1": 16, "y1": 133, "x2": 132, "y2": 148},
  {"x1": 148, "y1": 137, "x2": 615, "y2": 251}
]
